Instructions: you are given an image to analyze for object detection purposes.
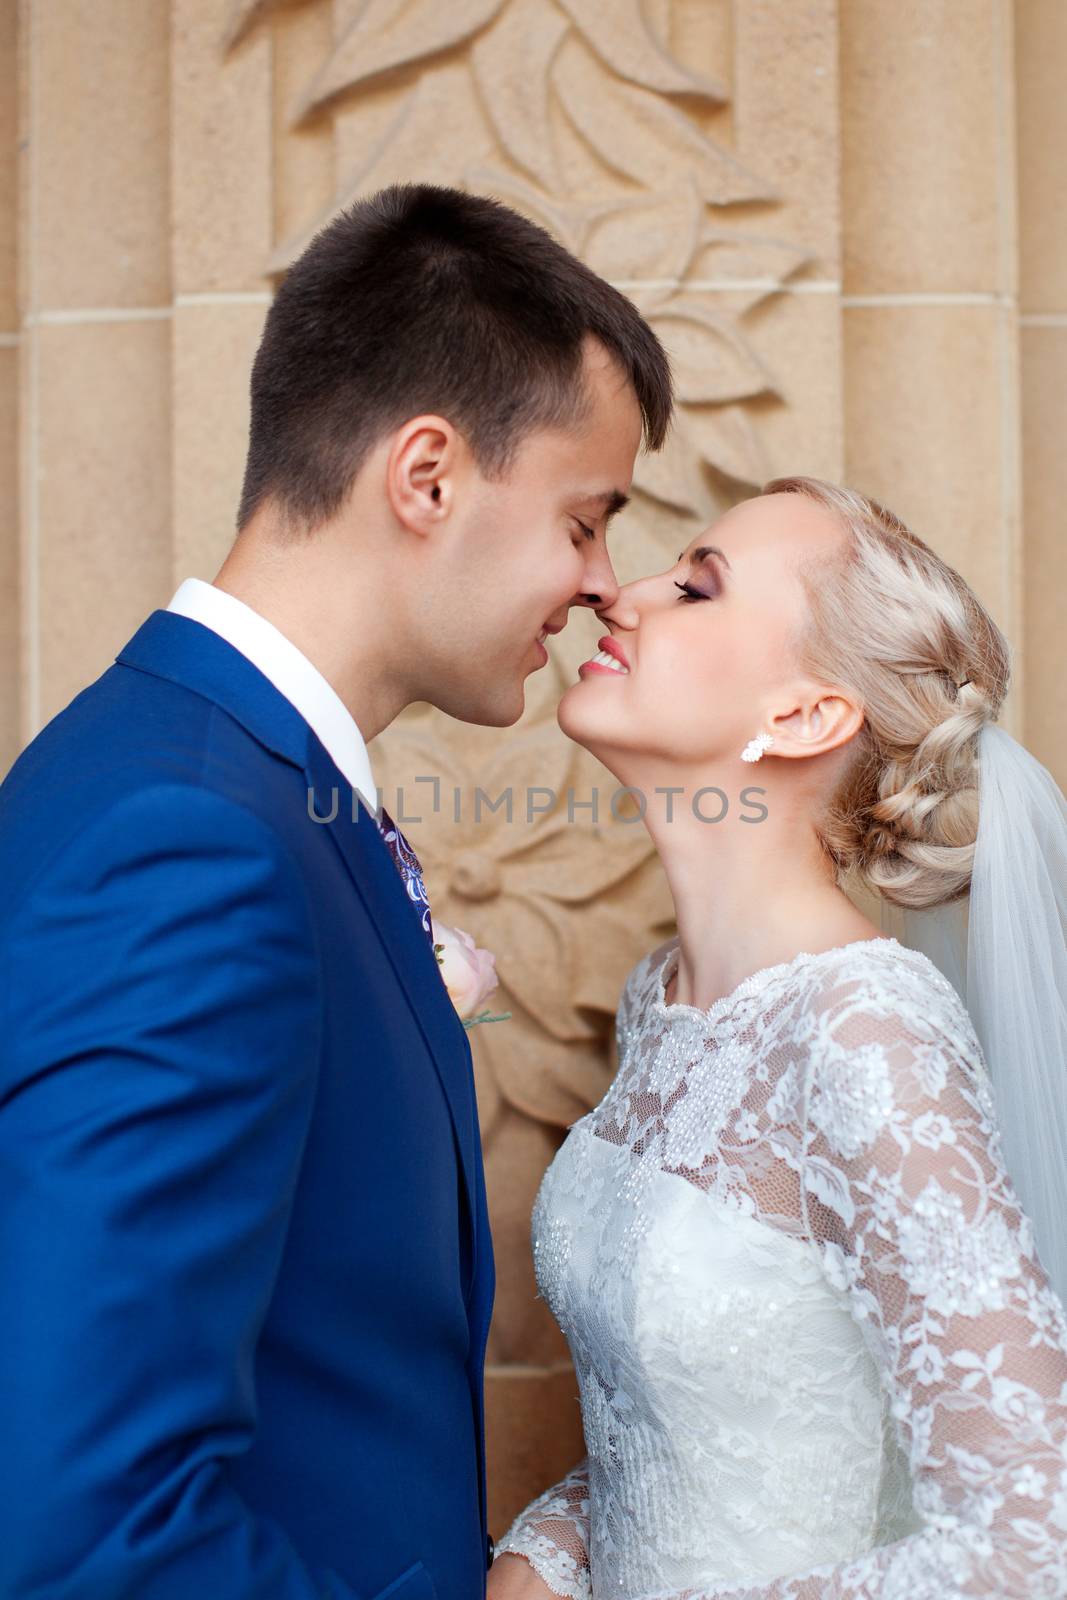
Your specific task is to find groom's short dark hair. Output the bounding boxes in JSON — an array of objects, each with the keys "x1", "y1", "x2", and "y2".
[{"x1": 236, "y1": 183, "x2": 672, "y2": 532}]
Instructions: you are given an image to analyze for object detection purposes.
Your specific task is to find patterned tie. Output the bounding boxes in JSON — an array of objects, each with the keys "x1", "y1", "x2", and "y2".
[{"x1": 375, "y1": 805, "x2": 434, "y2": 949}]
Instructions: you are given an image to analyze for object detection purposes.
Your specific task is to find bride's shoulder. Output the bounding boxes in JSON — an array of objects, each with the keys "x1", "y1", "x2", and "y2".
[
  {"x1": 792, "y1": 937, "x2": 983, "y2": 1072},
  {"x1": 784, "y1": 941, "x2": 1003, "y2": 1171}
]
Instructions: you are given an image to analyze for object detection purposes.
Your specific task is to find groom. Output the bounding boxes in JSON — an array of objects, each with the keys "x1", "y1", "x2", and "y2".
[{"x1": 0, "y1": 185, "x2": 671, "y2": 1599}]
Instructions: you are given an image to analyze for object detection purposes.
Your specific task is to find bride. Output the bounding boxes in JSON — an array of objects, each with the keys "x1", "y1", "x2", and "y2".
[{"x1": 488, "y1": 476, "x2": 1067, "y2": 1598}]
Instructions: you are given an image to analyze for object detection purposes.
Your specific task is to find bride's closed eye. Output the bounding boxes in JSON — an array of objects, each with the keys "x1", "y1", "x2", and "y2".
[{"x1": 674, "y1": 580, "x2": 715, "y2": 602}]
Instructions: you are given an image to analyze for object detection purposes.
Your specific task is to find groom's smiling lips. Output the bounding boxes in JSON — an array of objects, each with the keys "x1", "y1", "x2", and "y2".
[{"x1": 532, "y1": 619, "x2": 566, "y2": 670}]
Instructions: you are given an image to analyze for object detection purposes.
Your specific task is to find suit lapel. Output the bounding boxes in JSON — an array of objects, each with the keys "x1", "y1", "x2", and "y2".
[
  {"x1": 302, "y1": 736, "x2": 480, "y2": 1235},
  {"x1": 116, "y1": 609, "x2": 480, "y2": 1239}
]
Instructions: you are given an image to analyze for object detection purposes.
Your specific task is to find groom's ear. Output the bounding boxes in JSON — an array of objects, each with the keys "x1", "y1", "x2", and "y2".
[
  {"x1": 768, "y1": 683, "x2": 865, "y2": 759},
  {"x1": 385, "y1": 415, "x2": 459, "y2": 534}
]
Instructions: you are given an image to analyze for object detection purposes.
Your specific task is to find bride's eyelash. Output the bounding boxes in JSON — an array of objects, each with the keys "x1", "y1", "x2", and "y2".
[
  {"x1": 574, "y1": 520, "x2": 595, "y2": 540},
  {"x1": 674, "y1": 580, "x2": 713, "y2": 602}
]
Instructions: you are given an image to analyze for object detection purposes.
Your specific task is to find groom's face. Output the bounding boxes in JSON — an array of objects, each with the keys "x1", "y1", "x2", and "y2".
[{"x1": 425, "y1": 338, "x2": 644, "y2": 726}]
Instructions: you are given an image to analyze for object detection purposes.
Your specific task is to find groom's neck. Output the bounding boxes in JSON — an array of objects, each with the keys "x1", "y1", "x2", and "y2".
[{"x1": 211, "y1": 514, "x2": 410, "y2": 744}]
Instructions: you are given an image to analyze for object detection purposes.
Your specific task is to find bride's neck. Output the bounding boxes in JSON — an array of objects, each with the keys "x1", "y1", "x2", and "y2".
[{"x1": 634, "y1": 774, "x2": 882, "y2": 1011}]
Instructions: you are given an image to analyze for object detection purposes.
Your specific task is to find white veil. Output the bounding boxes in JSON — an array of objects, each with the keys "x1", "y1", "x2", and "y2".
[{"x1": 895, "y1": 724, "x2": 1067, "y2": 1305}]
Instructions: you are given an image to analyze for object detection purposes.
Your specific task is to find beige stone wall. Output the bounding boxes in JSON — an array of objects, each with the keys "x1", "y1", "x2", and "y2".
[
  {"x1": 1018, "y1": 0, "x2": 1067, "y2": 770},
  {"x1": 0, "y1": 0, "x2": 1063, "y2": 1536}
]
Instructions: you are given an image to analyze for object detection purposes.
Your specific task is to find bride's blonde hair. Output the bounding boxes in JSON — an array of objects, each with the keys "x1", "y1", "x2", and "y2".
[{"x1": 761, "y1": 475, "x2": 1011, "y2": 911}]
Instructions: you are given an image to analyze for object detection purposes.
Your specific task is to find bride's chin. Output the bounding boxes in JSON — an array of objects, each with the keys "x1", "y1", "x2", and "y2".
[
  {"x1": 556, "y1": 701, "x2": 589, "y2": 746},
  {"x1": 556, "y1": 703, "x2": 633, "y2": 775},
  {"x1": 556, "y1": 683, "x2": 603, "y2": 744}
]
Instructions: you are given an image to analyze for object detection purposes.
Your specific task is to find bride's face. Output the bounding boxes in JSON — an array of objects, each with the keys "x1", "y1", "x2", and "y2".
[{"x1": 557, "y1": 491, "x2": 846, "y2": 771}]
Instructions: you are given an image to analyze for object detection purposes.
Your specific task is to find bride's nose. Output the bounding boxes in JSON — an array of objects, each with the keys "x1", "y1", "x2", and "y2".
[{"x1": 595, "y1": 571, "x2": 656, "y2": 632}]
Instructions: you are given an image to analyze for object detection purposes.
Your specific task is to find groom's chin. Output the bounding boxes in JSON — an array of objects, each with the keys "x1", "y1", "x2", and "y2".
[{"x1": 450, "y1": 680, "x2": 527, "y2": 729}]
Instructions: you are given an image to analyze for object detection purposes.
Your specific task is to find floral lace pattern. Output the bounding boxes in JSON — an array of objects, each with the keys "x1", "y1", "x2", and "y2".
[{"x1": 495, "y1": 937, "x2": 1067, "y2": 1598}]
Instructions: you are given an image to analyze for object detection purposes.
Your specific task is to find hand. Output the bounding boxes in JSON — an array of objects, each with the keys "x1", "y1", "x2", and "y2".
[{"x1": 487, "y1": 1552, "x2": 563, "y2": 1600}]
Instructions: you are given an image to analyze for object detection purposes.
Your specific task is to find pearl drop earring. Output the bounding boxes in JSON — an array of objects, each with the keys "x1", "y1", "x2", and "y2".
[{"x1": 741, "y1": 732, "x2": 774, "y2": 763}]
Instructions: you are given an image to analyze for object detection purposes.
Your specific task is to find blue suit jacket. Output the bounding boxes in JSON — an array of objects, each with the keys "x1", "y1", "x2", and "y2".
[{"x1": 0, "y1": 610, "x2": 495, "y2": 1600}]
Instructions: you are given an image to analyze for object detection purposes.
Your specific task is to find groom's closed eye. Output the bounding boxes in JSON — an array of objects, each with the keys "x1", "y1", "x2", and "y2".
[{"x1": 575, "y1": 488, "x2": 630, "y2": 527}]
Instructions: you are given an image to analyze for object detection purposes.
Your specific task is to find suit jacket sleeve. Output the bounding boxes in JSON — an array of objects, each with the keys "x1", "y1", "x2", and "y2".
[{"x1": 0, "y1": 782, "x2": 379, "y2": 1598}]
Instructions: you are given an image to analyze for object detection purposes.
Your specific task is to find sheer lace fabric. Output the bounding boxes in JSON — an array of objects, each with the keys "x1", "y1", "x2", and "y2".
[{"x1": 495, "y1": 937, "x2": 1067, "y2": 1599}]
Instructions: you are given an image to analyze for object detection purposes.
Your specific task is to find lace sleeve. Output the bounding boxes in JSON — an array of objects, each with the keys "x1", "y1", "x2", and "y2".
[
  {"x1": 643, "y1": 979, "x2": 1067, "y2": 1599},
  {"x1": 494, "y1": 1458, "x2": 591, "y2": 1599}
]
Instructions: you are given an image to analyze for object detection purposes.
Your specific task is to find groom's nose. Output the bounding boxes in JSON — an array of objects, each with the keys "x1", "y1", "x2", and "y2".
[
  {"x1": 573, "y1": 542, "x2": 620, "y2": 611},
  {"x1": 595, "y1": 573, "x2": 644, "y2": 632}
]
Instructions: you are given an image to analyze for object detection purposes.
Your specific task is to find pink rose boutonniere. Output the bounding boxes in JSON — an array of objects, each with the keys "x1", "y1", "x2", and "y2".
[{"x1": 431, "y1": 919, "x2": 511, "y2": 1030}]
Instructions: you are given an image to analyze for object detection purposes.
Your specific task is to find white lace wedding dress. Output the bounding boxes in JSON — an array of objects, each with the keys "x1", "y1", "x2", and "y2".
[{"x1": 495, "y1": 935, "x2": 1067, "y2": 1598}]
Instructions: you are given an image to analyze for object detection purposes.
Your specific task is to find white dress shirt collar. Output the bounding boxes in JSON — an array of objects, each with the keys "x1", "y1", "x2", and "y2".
[{"x1": 166, "y1": 576, "x2": 378, "y2": 811}]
